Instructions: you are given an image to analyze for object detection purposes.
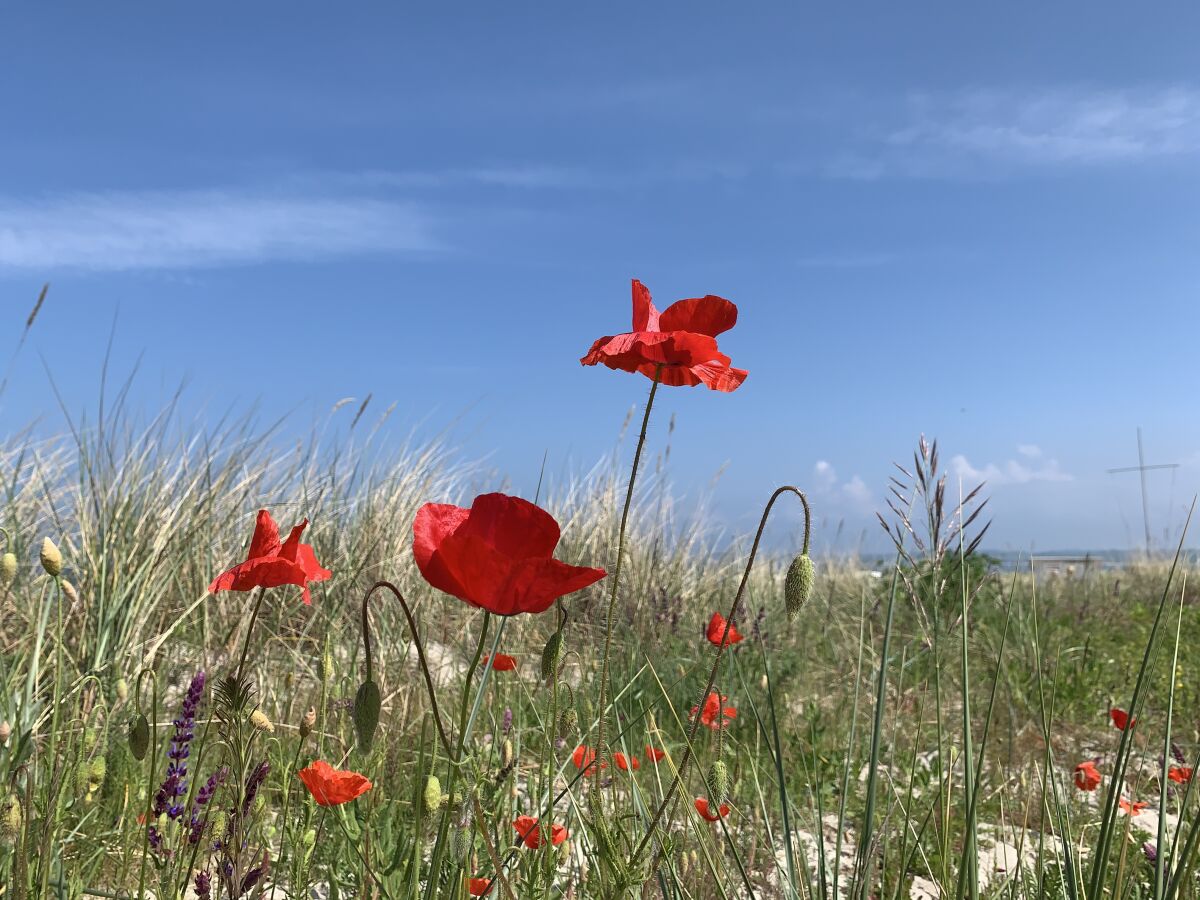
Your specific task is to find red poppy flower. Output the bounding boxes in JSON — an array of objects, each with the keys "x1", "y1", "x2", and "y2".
[
  {"x1": 468, "y1": 877, "x2": 494, "y2": 896},
  {"x1": 690, "y1": 692, "x2": 738, "y2": 730},
  {"x1": 512, "y1": 815, "x2": 568, "y2": 849},
  {"x1": 580, "y1": 279, "x2": 748, "y2": 392},
  {"x1": 694, "y1": 797, "x2": 731, "y2": 822},
  {"x1": 1169, "y1": 766, "x2": 1193, "y2": 784},
  {"x1": 706, "y1": 612, "x2": 744, "y2": 648},
  {"x1": 572, "y1": 745, "x2": 606, "y2": 776},
  {"x1": 296, "y1": 760, "x2": 372, "y2": 807},
  {"x1": 1074, "y1": 760, "x2": 1101, "y2": 791},
  {"x1": 1110, "y1": 708, "x2": 1136, "y2": 731},
  {"x1": 645, "y1": 745, "x2": 666, "y2": 763},
  {"x1": 209, "y1": 510, "x2": 331, "y2": 605},
  {"x1": 614, "y1": 752, "x2": 640, "y2": 772},
  {"x1": 1119, "y1": 797, "x2": 1148, "y2": 816},
  {"x1": 483, "y1": 653, "x2": 517, "y2": 671},
  {"x1": 414, "y1": 493, "x2": 606, "y2": 616}
]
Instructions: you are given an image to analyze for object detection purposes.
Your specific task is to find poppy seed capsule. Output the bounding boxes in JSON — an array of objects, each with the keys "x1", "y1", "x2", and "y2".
[
  {"x1": 541, "y1": 630, "x2": 564, "y2": 683},
  {"x1": 706, "y1": 759, "x2": 730, "y2": 805},
  {"x1": 128, "y1": 712, "x2": 150, "y2": 761},
  {"x1": 40, "y1": 538, "x2": 62, "y2": 577},
  {"x1": 0, "y1": 552, "x2": 16, "y2": 585},
  {"x1": 299, "y1": 706, "x2": 316, "y2": 740},
  {"x1": 423, "y1": 775, "x2": 443, "y2": 814},
  {"x1": 250, "y1": 710, "x2": 274, "y2": 733},
  {"x1": 353, "y1": 679, "x2": 381, "y2": 751},
  {"x1": 785, "y1": 554, "x2": 815, "y2": 621}
]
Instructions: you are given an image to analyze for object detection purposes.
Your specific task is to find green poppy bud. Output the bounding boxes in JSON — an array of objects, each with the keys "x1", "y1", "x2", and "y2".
[
  {"x1": 353, "y1": 679, "x2": 381, "y2": 751},
  {"x1": 452, "y1": 824, "x2": 473, "y2": 861},
  {"x1": 706, "y1": 759, "x2": 730, "y2": 805},
  {"x1": 423, "y1": 775, "x2": 443, "y2": 814},
  {"x1": 540, "y1": 630, "x2": 564, "y2": 683},
  {"x1": 1, "y1": 795, "x2": 21, "y2": 841},
  {"x1": 128, "y1": 713, "x2": 150, "y2": 761},
  {"x1": 557, "y1": 706, "x2": 578, "y2": 738},
  {"x1": 40, "y1": 538, "x2": 62, "y2": 577},
  {"x1": 83, "y1": 727, "x2": 98, "y2": 753},
  {"x1": 785, "y1": 554, "x2": 815, "y2": 621},
  {"x1": 0, "y1": 552, "x2": 16, "y2": 586}
]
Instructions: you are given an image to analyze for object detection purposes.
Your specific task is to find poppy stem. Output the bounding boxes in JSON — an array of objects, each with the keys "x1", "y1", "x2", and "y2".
[
  {"x1": 594, "y1": 366, "x2": 662, "y2": 808},
  {"x1": 632, "y1": 485, "x2": 810, "y2": 868},
  {"x1": 233, "y1": 586, "x2": 267, "y2": 683}
]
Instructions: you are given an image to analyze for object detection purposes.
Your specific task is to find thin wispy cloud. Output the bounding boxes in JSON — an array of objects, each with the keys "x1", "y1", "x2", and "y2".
[
  {"x1": 812, "y1": 460, "x2": 875, "y2": 512},
  {"x1": 0, "y1": 190, "x2": 439, "y2": 271},
  {"x1": 828, "y1": 86, "x2": 1200, "y2": 178},
  {"x1": 951, "y1": 449, "x2": 1072, "y2": 486}
]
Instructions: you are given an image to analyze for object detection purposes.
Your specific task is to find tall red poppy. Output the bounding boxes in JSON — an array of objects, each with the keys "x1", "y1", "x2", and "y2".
[
  {"x1": 1110, "y1": 708, "x2": 1136, "y2": 731},
  {"x1": 706, "y1": 612, "x2": 744, "y2": 648},
  {"x1": 1074, "y1": 760, "x2": 1101, "y2": 791},
  {"x1": 1169, "y1": 766, "x2": 1193, "y2": 784},
  {"x1": 468, "y1": 877, "x2": 494, "y2": 896},
  {"x1": 1119, "y1": 797, "x2": 1148, "y2": 816},
  {"x1": 580, "y1": 279, "x2": 748, "y2": 392},
  {"x1": 572, "y1": 745, "x2": 606, "y2": 776},
  {"x1": 694, "y1": 797, "x2": 731, "y2": 822},
  {"x1": 414, "y1": 493, "x2": 606, "y2": 616},
  {"x1": 690, "y1": 692, "x2": 737, "y2": 730},
  {"x1": 296, "y1": 760, "x2": 372, "y2": 807},
  {"x1": 512, "y1": 815, "x2": 568, "y2": 849},
  {"x1": 209, "y1": 510, "x2": 331, "y2": 605},
  {"x1": 645, "y1": 745, "x2": 666, "y2": 763},
  {"x1": 614, "y1": 752, "x2": 640, "y2": 772},
  {"x1": 483, "y1": 653, "x2": 518, "y2": 671}
]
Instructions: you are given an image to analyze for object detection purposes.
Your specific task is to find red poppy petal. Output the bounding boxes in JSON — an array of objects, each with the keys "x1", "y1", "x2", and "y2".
[
  {"x1": 688, "y1": 361, "x2": 749, "y2": 393},
  {"x1": 631, "y1": 279, "x2": 661, "y2": 332},
  {"x1": 296, "y1": 543, "x2": 331, "y2": 584},
  {"x1": 277, "y1": 520, "x2": 309, "y2": 562},
  {"x1": 208, "y1": 557, "x2": 311, "y2": 596},
  {"x1": 460, "y1": 493, "x2": 561, "y2": 561},
  {"x1": 658, "y1": 295, "x2": 738, "y2": 337},
  {"x1": 413, "y1": 502, "x2": 473, "y2": 598},
  {"x1": 247, "y1": 509, "x2": 282, "y2": 559}
]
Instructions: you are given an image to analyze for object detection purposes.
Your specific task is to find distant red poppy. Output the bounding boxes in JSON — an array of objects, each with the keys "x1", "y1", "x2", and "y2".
[
  {"x1": 296, "y1": 760, "x2": 372, "y2": 807},
  {"x1": 209, "y1": 510, "x2": 331, "y2": 605},
  {"x1": 645, "y1": 745, "x2": 666, "y2": 763},
  {"x1": 512, "y1": 815, "x2": 568, "y2": 849},
  {"x1": 1169, "y1": 766, "x2": 1193, "y2": 784},
  {"x1": 414, "y1": 493, "x2": 606, "y2": 616},
  {"x1": 1119, "y1": 797, "x2": 1148, "y2": 816},
  {"x1": 1074, "y1": 760, "x2": 1101, "y2": 791},
  {"x1": 614, "y1": 752, "x2": 640, "y2": 772},
  {"x1": 1110, "y1": 708, "x2": 1136, "y2": 731},
  {"x1": 691, "y1": 692, "x2": 738, "y2": 730},
  {"x1": 572, "y1": 745, "x2": 606, "y2": 776},
  {"x1": 694, "y1": 797, "x2": 731, "y2": 822},
  {"x1": 706, "y1": 612, "x2": 744, "y2": 648},
  {"x1": 468, "y1": 877, "x2": 493, "y2": 896},
  {"x1": 483, "y1": 653, "x2": 517, "y2": 671},
  {"x1": 580, "y1": 279, "x2": 748, "y2": 392}
]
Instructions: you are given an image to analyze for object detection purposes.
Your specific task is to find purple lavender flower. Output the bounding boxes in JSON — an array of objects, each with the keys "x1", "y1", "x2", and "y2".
[
  {"x1": 242, "y1": 760, "x2": 269, "y2": 815},
  {"x1": 148, "y1": 671, "x2": 206, "y2": 850},
  {"x1": 1144, "y1": 842, "x2": 1158, "y2": 863},
  {"x1": 194, "y1": 870, "x2": 211, "y2": 899},
  {"x1": 502, "y1": 707, "x2": 513, "y2": 734},
  {"x1": 189, "y1": 766, "x2": 229, "y2": 844},
  {"x1": 1172, "y1": 742, "x2": 1188, "y2": 765}
]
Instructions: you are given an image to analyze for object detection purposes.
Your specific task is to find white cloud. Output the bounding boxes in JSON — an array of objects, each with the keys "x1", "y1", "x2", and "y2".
[
  {"x1": 814, "y1": 460, "x2": 838, "y2": 489},
  {"x1": 0, "y1": 190, "x2": 438, "y2": 271},
  {"x1": 812, "y1": 460, "x2": 874, "y2": 512},
  {"x1": 951, "y1": 452, "x2": 1071, "y2": 486},
  {"x1": 842, "y1": 475, "x2": 872, "y2": 505},
  {"x1": 1017, "y1": 444, "x2": 1043, "y2": 459}
]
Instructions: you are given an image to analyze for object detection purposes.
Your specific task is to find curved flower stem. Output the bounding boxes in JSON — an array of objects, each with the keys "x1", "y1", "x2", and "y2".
[
  {"x1": 360, "y1": 580, "x2": 458, "y2": 758},
  {"x1": 632, "y1": 485, "x2": 810, "y2": 867},
  {"x1": 233, "y1": 586, "x2": 267, "y2": 683},
  {"x1": 593, "y1": 365, "x2": 661, "y2": 809}
]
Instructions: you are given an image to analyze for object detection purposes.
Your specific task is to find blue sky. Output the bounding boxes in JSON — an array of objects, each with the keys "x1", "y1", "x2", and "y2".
[{"x1": 2, "y1": 4, "x2": 1199, "y2": 553}]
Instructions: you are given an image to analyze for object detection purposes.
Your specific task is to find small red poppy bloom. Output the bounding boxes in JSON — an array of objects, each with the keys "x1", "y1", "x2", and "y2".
[
  {"x1": 694, "y1": 797, "x2": 732, "y2": 822},
  {"x1": 209, "y1": 510, "x2": 331, "y2": 605},
  {"x1": 572, "y1": 745, "x2": 606, "y2": 776},
  {"x1": 414, "y1": 493, "x2": 606, "y2": 616},
  {"x1": 645, "y1": 745, "x2": 666, "y2": 763},
  {"x1": 691, "y1": 692, "x2": 738, "y2": 730},
  {"x1": 580, "y1": 279, "x2": 748, "y2": 392},
  {"x1": 1110, "y1": 708, "x2": 1136, "y2": 731},
  {"x1": 1074, "y1": 760, "x2": 1101, "y2": 791},
  {"x1": 296, "y1": 760, "x2": 372, "y2": 807},
  {"x1": 512, "y1": 815, "x2": 568, "y2": 849},
  {"x1": 614, "y1": 752, "x2": 640, "y2": 772},
  {"x1": 706, "y1": 612, "x2": 744, "y2": 648},
  {"x1": 1169, "y1": 766, "x2": 1193, "y2": 784},
  {"x1": 483, "y1": 653, "x2": 518, "y2": 671},
  {"x1": 1119, "y1": 797, "x2": 1148, "y2": 816},
  {"x1": 468, "y1": 877, "x2": 493, "y2": 896}
]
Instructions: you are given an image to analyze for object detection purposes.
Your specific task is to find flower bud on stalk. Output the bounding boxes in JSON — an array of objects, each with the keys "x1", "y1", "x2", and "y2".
[
  {"x1": 128, "y1": 713, "x2": 150, "y2": 761},
  {"x1": 249, "y1": 709, "x2": 274, "y2": 733},
  {"x1": 1, "y1": 795, "x2": 21, "y2": 842},
  {"x1": 706, "y1": 759, "x2": 730, "y2": 805},
  {"x1": 40, "y1": 538, "x2": 62, "y2": 577},
  {"x1": 557, "y1": 706, "x2": 578, "y2": 738},
  {"x1": 0, "y1": 552, "x2": 16, "y2": 586},
  {"x1": 353, "y1": 679, "x2": 381, "y2": 750},
  {"x1": 785, "y1": 554, "x2": 815, "y2": 621},
  {"x1": 299, "y1": 706, "x2": 316, "y2": 740},
  {"x1": 423, "y1": 775, "x2": 444, "y2": 815},
  {"x1": 541, "y1": 630, "x2": 564, "y2": 684}
]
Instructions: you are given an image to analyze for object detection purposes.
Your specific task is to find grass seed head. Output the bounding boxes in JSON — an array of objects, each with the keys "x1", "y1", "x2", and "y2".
[{"x1": 249, "y1": 709, "x2": 274, "y2": 733}]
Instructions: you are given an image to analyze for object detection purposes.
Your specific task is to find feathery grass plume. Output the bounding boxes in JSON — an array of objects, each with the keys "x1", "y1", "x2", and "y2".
[
  {"x1": 39, "y1": 537, "x2": 62, "y2": 577},
  {"x1": 299, "y1": 705, "x2": 316, "y2": 740},
  {"x1": 423, "y1": 775, "x2": 444, "y2": 815},
  {"x1": 0, "y1": 552, "x2": 15, "y2": 585},
  {"x1": 784, "y1": 553, "x2": 814, "y2": 620},
  {"x1": 249, "y1": 709, "x2": 274, "y2": 733}
]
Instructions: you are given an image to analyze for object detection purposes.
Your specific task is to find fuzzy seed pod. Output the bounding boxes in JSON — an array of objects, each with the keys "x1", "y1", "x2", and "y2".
[
  {"x1": 706, "y1": 759, "x2": 730, "y2": 805},
  {"x1": 115, "y1": 678, "x2": 129, "y2": 703},
  {"x1": 83, "y1": 727, "x2": 98, "y2": 753},
  {"x1": 299, "y1": 706, "x2": 316, "y2": 740},
  {"x1": 0, "y1": 552, "x2": 16, "y2": 586},
  {"x1": 0, "y1": 721, "x2": 10, "y2": 743},
  {"x1": 785, "y1": 554, "x2": 815, "y2": 621},
  {"x1": 500, "y1": 738, "x2": 514, "y2": 768},
  {"x1": 249, "y1": 709, "x2": 274, "y2": 734},
  {"x1": 89, "y1": 756, "x2": 107, "y2": 784},
  {"x1": 557, "y1": 706, "x2": 578, "y2": 738},
  {"x1": 40, "y1": 538, "x2": 62, "y2": 577},
  {"x1": 1, "y1": 795, "x2": 21, "y2": 841},
  {"x1": 60, "y1": 579, "x2": 79, "y2": 605},
  {"x1": 128, "y1": 712, "x2": 150, "y2": 761},
  {"x1": 451, "y1": 824, "x2": 473, "y2": 861},
  {"x1": 353, "y1": 679, "x2": 381, "y2": 751},
  {"x1": 423, "y1": 775, "x2": 443, "y2": 815},
  {"x1": 540, "y1": 630, "x2": 564, "y2": 683}
]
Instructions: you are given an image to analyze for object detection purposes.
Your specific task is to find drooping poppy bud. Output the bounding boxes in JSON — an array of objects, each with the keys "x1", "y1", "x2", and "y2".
[
  {"x1": 557, "y1": 706, "x2": 578, "y2": 738},
  {"x1": 0, "y1": 795, "x2": 21, "y2": 842},
  {"x1": 354, "y1": 679, "x2": 381, "y2": 750},
  {"x1": 40, "y1": 538, "x2": 62, "y2": 577},
  {"x1": 424, "y1": 775, "x2": 444, "y2": 814},
  {"x1": 299, "y1": 706, "x2": 316, "y2": 740},
  {"x1": 785, "y1": 554, "x2": 814, "y2": 620},
  {"x1": 541, "y1": 630, "x2": 564, "y2": 684},
  {"x1": 706, "y1": 759, "x2": 730, "y2": 805},
  {"x1": 128, "y1": 713, "x2": 150, "y2": 761},
  {"x1": 0, "y1": 552, "x2": 16, "y2": 586}
]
